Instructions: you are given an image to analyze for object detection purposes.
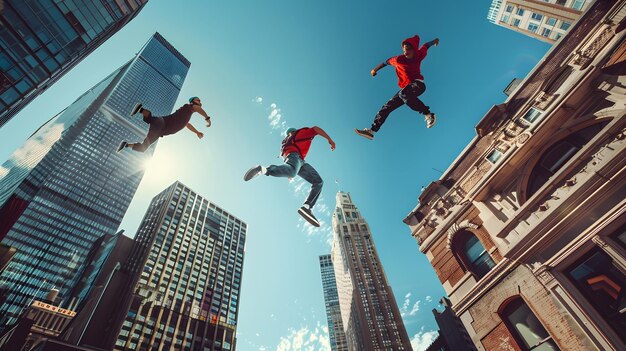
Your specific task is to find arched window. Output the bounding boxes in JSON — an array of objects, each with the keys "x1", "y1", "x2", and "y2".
[
  {"x1": 526, "y1": 121, "x2": 609, "y2": 199},
  {"x1": 453, "y1": 230, "x2": 496, "y2": 279},
  {"x1": 500, "y1": 298, "x2": 560, "y2": 350}
]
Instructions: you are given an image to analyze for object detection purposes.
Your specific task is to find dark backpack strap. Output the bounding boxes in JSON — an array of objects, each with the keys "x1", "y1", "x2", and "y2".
[{"x1": 281, "y1": 129, "x2": 314, "y2": 156}]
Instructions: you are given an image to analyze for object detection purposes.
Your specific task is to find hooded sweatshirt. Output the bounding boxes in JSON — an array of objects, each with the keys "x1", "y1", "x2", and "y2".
[{"x1": 386, "y1": 35, "x2": 431, "y2": 88}]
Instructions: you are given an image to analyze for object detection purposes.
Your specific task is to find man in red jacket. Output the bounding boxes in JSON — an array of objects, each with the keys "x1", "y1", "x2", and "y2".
[
  {"x1": 356, "y1": 35, "x2": 439, "y2": 140},
  {"x1": 243, "y1": 126, "x2": 336, "y2": 227}
]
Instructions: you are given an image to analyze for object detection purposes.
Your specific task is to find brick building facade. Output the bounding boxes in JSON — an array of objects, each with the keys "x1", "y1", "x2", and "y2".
[{"x1": 404, "y1": 1, "x2": 626, "y2": 350}]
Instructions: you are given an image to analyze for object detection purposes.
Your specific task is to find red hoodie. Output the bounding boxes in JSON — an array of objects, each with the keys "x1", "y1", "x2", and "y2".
[{"x1": 387, "y1": 35, "x2": 429, "y2": 88}]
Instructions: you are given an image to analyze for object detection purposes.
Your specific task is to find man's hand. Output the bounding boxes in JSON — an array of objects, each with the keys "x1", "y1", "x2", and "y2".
[
  {"x1": 197, "y1": 132, "x2": 204, "y2": 139},
  {"x1": 329, "y1": 140, "x2": 336, "y2": 151},
  {"x1": 371, "y1": 69, "x2": 377, "y2": 77},
  {"x1": 433, "y1": 38, "x2": 440, "y2": 46},
  {"x1": 206, "y1": 118, "x2": 211, "y2": 128}
]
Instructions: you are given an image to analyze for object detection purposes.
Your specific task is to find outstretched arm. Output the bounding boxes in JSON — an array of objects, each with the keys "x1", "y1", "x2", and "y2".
[
  {"x1": 424, "y1": 38, "x2": 439, "y2": 48},
  {"x1": 419, "y1": 38, "x2": 439, "y2": 57},
  {"x1": 371, "y1": 61, "x2": 388, "y2": 77},
  {"x1": 193, "y1": 105, "x2": 211, "y2": 127},
  {"x1": 312, "y1": 126, "x2": 336, "y2": 151},
  {"x1": 186, "y1": 123, "x2": 204, "y2": 139}
]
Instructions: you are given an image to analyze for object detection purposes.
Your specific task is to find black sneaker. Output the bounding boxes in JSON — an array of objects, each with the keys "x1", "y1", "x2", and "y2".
[
  {"x1": 425, "y1": 113, "x2": 436, "y2": 128},
  {"x1": 116, "y1": 141, "x2": 128, "y2": 153},
  {"x1": 130, "y1": 103, "x2": 143, "y2": 116},
  {"x1": 355, "y1": 128, "x2": 374, "y2": 140},
  {"x1": 243, "y1": 165, "x2": 265, "y2": 181},
  {"x1": 298, "y1": 206, "x2": 320, "y2": 227}
]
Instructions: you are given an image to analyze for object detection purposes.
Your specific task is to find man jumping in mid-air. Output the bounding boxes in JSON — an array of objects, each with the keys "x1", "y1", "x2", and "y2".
[
  {"x1": 117, "y1": 96, "x2": 211, "y2": 153},
  {"x1": 356, "y1": 35, "x2": 439, "y2": 140},
  {"x1": 243, "y1": 126, "x2": 336, "y2": 227}
]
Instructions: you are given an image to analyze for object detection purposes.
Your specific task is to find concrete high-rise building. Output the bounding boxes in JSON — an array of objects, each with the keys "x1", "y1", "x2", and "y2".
[
  {"x1": 405, "y1": 1, "x2": 626, "y2": 349},
  {"x1": 331, "y1": 192, "x2": 412, "y2": 351},
  {"x1": 0, "y1": 32, "x2": 190, "y2": 329},
  {"x1": 114, "y1": 182, "x2": 247, "y2": 351},
  {"x1": 0, "y1": 0, "x2": 149, "y2": 128},
  {"x1": 487, "y1": 0, "x2": 594, "y2": 43},
  {"x1": 319, "y1": 254, "x2": 348, "y2": 351}
]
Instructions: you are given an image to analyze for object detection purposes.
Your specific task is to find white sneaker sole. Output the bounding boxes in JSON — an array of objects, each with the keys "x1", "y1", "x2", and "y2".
[
  {"x1": 354, "y1": 128, "x2": 374, "y2": 140},
  {"x1": 244, "y1": 165, "x2": 262, "y2": 181},
  {"x1": 116, "y1": 141, "x2": 127, "y2": 153},
  {"x1": 298, "y1": 208, "x2": 320, "y2": 227},
  {"x1": 426, "y1": 115, "x2": 436, "y2": 128},
  {"x1": 130, "y1": 103, "x2": 142, "y2": 116}
]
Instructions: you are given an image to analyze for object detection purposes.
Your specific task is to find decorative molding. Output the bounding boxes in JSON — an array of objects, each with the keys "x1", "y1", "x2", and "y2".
[
  {"x1": 591, "y1": 235, "x2": 609, "y2": 248},
  {"x1": 534, "y1": 92, "x2": 556, "y2": 110},
  {"x1": 446, "y1": 220, "x2": 480, "y2": 249},
  {"x1": 516, "y1": 132, "x2": 531, "y2": 146},
  {"x1": 534, "y1": 265, "x2": 556, "y2": 286},
  {"x1": 571, "y1": 26, "x2": 614, "y2": 70}
]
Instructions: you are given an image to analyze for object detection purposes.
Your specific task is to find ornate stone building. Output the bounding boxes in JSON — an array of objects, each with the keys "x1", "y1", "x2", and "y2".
[{"x1": 404, "y1": 1, "x2": 626, "y2": 350}]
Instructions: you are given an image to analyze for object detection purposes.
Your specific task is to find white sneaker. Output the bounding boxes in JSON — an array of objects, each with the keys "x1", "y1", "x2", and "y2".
[
  {"x1": 243, "y1": 165, "x2": 266, "y2": 181},
  {"x1": 425, "y1": 113, "x2": 436, "y2": 128},
  {"x1": 130, "y1": 103, "x2": 143, "y2": 116}
]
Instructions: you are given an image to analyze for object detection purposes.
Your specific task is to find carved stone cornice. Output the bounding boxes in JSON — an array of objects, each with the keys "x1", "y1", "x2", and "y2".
[{"x1": 571, "y1": 25, "x2": 615, "y2": 70}]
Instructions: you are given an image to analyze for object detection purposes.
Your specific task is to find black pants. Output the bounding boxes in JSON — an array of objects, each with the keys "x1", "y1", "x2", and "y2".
[
  {"x1": 132, "y1": 109, "x2": 164, "y2": 152},
  {"x1": 371, "y1": 80, "x2": 431, "y2": 132}
]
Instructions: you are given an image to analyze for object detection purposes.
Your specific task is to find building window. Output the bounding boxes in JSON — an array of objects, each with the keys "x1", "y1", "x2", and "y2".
[
  {"x1": 528, "y1": 23, "x2": 539, "y2": 33},
  {"x1": 531, "y1": 13, "x2": 543, "y2": 21},
  {"x1": 500, "y1": 298, "x2": 560, "y2": 350},
  {"x1": 506, "y1": 5, "x2": 514, "y2": 13},
  {"x1": 566, "y1": 248, "x2": 626, "y2": 343},
  {"x1": 541, "y1": 28, "x2": 552, "y2": 37},
  {"x1": 571, "y1": 0, "x2": 585, "y2": 10},
  {"x1": 453, "y1": 230, "x2": 496, "y2": 280},
  {"x1": 526, "y1": 121, "x2": 608, "y2": 199},
  {"x1": 560, "y1": 21, "x2": 571, "y2": 30},
  {"x1": 487, "y1": 149, "x2": 503, "y2": 164},
  {"x1": 501, "y1": 14, "x2": 510, "y2": 24},
  {"x1": 522, "y1": 107, "x2": 542, "y2": 123},
  {"x1": 546, "y1": 17, "x2": 557, "y2": 26},
  {"x1": 516, "y1": 8, "x2": 525, "y2": 16},
  {"x1": 513, "y1": 19, "x2": 521, "y2": 27}
]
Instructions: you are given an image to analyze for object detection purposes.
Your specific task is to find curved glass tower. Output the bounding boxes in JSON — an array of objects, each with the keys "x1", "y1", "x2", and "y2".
[{"x1": 0, "y1": 32, "x2": 190, "y2": 329}]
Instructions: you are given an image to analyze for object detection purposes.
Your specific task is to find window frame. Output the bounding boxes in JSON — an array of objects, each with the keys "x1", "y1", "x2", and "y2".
[
  {"x1": 451, "y1": 230, "x2": 496, "y2": 280},
  {"x1": 499, "y1": 297, "x2": 560, "y2": 351}
]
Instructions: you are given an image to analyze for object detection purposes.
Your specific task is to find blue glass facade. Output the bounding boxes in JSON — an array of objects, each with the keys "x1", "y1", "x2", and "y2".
[
  {"x1": 0, "y1": 33, "x2": 190, "y2": 329},
  {"x1": 319, "y1": 254, "x2": 348, "y2": 351},
  {"x1": 0, "y1": 0, "x2": 149, "y2": 128}
]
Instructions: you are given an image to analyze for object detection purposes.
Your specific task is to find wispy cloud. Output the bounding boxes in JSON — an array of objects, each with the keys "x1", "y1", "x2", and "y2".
[
  {"x1": 409, "y1": 300, "x2": 421, "y2": 316},
  {"x1": 276, "y1": 321, "x2": 330, "y2": 351},
  {"x1": 254, "y1": 96, "x2": 333, "y2": 246},
  {"x1": 268, "y1": 102, "x2": 287, "y2": 130},
  {"x1": 410, "y1": 328, "x2": 439, "y2": 351},
  {"x1": 425, "y1": 295, "x2": 432, "y2": 303},
  {"x1": 400, "y1": 292, "x2": 412, "y2": 317}
]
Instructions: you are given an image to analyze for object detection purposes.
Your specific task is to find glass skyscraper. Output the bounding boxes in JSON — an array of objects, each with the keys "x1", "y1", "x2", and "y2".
[
  {"x1": 114, "y1": 182, "x2": 247, "y2": 351},
  {"x1": 319, "y1": 254, "x2": 348, "y2": 351},
  {"x1": 0, "y1": 0, "x2": 149, "y2": 128},
  {"x1": 331, "y1": 192, "x2": 412, "y2": 350},
  {"x1": 0, "y1": 32, "x2": 190, "y2": 329}
]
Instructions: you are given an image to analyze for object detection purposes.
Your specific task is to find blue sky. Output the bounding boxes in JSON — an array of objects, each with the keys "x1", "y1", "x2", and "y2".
[{"x1": 0, "y1": 0, "x2": 550, "y2": 349}]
